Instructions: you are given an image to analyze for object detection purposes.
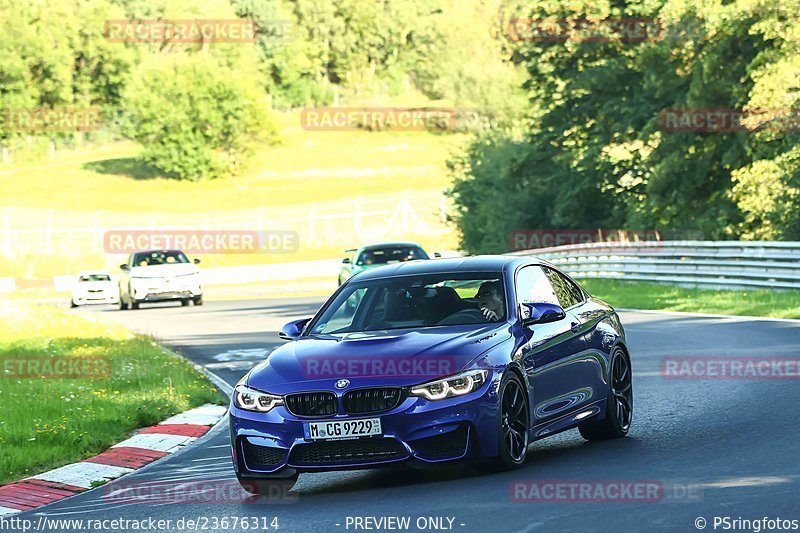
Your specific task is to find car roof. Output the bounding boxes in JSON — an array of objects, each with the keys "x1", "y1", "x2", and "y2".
[
  {"x1": 358, "y1": 241, "x2": 423, "y2": 251},
  {"x1": 77, "y1": 270, "x2": 112, "y2": 276},
  {"x1": 350, "y1": 255, "x2": 548, "y2": 281},
  {"x1": 132, "y1": 249, "x2": 185, "y2": 254}
]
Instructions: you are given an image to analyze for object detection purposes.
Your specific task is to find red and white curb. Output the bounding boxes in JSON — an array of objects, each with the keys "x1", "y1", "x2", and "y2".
[{"x1": 0, "y1": 404, "x2": 227, "y2": 516}]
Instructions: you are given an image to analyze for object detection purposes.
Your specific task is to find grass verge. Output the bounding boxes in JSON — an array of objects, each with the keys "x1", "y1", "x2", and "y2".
[
  {"x1": 0, "y1": 300, "x2": 226, "y2": 485},
  {"x1": 580, "y1": 279, "x2": 800, "y2": 319}
]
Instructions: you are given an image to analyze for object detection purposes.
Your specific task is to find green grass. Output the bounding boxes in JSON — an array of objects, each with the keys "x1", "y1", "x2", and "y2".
[
  {"x1": 0, "y1": 111, "x2": 466, "y2": 213},
  {"x1": 0, "y1": 109, "x2": 464, "y2": 278},
  {"x1": 581, "y1": 279, "x2": 800, "y2": 319},
  {"x1": 0, "y1": 301, "x2": 225, "y2": 485}
]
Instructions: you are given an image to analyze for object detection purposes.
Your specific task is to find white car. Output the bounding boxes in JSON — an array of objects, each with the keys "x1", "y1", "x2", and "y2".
[
  {"x1": 118, "y1": 249, "x2": 202, "y2": 310},
  {"x1": 71, "y1": 271, "x2": 120, "y2": 307}
]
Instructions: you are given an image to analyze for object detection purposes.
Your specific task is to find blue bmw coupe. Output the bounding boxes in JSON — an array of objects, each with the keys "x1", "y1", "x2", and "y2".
[{"x1": 229, "y1": 256, "x2": 633, "y2": 493}]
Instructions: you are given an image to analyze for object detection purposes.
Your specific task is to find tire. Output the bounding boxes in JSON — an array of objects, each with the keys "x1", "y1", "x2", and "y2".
[
  {"x1": 70, "y1": 299, "x2": 78, "y2": 308},
  {"x1": 477, "y1": 372, "x2": 529, "y2": 472},
  {"x1": 579, "y1": 347, "x2": 633, "y2": 441},
  {"x1": 130, "y1": 299, "x2": 140, "y2": 310},
  {"x1": 237, "y1": 474, "x2": 298, "y2": 496},
  {"x1": 181, "y1": 299, "x2": 190, "y2": 307},
  {"x1": 193, "y1": 296, "x2": 203, "y2": 306}
]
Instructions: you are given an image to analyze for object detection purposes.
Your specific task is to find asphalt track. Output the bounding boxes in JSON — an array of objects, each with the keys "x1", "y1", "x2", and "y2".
[{"x1": 4, "y1": 298, "x2": 800, "y2": 533}]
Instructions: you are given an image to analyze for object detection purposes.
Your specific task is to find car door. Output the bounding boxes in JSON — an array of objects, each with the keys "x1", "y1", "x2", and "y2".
[
  {"x1": 541, "y1": 266, "x2": 606, "y2": 415},
  {"x1": 515, "y1": 265, "x2": 588, "y2": 429}
]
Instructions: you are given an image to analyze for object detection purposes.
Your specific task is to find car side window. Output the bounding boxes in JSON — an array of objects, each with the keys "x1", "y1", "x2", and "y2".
[
  {"x1": 515, "y1": 266, "x2": 559, "y2": 305},
  {"x1": 314, "y1": 288, "x2": 367, "y2": 333},
  {"x1": 543, "y1": 267, "x2": 584, "y2": 309}
]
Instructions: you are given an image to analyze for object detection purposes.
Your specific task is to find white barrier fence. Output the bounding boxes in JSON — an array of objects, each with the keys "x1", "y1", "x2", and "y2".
[
  {"x1": 0, "y1": 192, "x2": 448, "y2": 260},
  {"x1": 511, "y1": 240, "x2": 800, "y2": 290}
]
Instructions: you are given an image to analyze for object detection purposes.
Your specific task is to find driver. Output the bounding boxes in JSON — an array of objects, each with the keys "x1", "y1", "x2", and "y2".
[{"x1": 475, "y1": 281, "x2": 504, "y2": 321}]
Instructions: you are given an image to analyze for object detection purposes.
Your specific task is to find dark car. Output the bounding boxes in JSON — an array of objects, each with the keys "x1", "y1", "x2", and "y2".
[
  {"x1": 338, "y1": 242, "x2": 435, "y2": 285},
  {"x1": 229, "y1": 256, "x2": 632, "y2": 494}
]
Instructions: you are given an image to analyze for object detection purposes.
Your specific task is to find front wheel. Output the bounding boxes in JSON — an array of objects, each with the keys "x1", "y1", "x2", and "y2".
[
  {"x1": 579, "y1": 347, "x2": 633, "y2": 441},
  {"x1": 193, "y1": 295, "x2": 203, "y2": 306},
  {"x1": 477, "y1": 372, "x2": 529, "y2": 473},
  {"x1": 237, "y1": 474, "x2": 298, "y2": 496}
]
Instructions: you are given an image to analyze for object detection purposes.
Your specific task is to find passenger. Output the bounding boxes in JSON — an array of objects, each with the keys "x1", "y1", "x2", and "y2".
[{"x1": 475, "y1": 281, "x2": 505, "y2": 321}]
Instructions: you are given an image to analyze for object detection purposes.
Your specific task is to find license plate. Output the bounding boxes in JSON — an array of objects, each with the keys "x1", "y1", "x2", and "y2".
[{"x1": 304, "y1": 418, "x2": 382, "y2": 440}]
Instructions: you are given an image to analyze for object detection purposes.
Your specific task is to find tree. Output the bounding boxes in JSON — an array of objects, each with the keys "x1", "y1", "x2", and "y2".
[{"x1": 123, "y1": 53, "x2": 277, "y2": 180}]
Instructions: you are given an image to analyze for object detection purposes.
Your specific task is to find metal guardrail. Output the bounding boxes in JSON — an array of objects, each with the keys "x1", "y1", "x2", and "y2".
[{"x1": 509, "y1": 241, "x2": 800, "y2": 290}]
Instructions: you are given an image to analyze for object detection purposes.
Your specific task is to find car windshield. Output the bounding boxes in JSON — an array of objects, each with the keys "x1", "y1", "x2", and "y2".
[
  {"x1": 132, "y1": 250, "x2": 189, "y2": 266},
  {"x1": 356, "y1": 246, "x2": 428, "y2": 266},
  {"x1": 78, "y1": 274, "x2": 110, "y2": 282},
  {"x1": 309, "y1": 272, "x2": 506, "y2": 335}
]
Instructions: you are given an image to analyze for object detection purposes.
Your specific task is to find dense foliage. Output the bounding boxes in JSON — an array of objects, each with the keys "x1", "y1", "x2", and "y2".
[
  {"x1": 448, "y1": 0, "x2": 800, "y2": 250},
  {"x1": 0, "y1": 0, "x2": 521, "y2": 179}
]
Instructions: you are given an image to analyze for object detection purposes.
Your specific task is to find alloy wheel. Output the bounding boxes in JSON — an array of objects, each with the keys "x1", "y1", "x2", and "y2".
[
  {"x1": 611, "y1": 350, "x2": 633, "y2": 431},
  {"x1": 501, "y1": 378, "x2": 529, "y2": 463}
]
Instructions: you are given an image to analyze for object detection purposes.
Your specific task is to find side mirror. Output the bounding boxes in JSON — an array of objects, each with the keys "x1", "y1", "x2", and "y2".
[
  {"x1": 433, "y1": 252, "x2": 442, "y2": 258},
  {"x1": 193, "y1": 258, "x2": 201, "y2": 264},
  {"x1": 279, "y1": 317, "x2": 312, "y2": 341},
  {"x1": 520, "y1": 302, "x2": 566, "y2": 327},
  {"x1": 120, "y1": 264, "x2": 130, "y2": 271},
  {"x1": 342, "y1": 257, "x2": 351, "y2": 264}
]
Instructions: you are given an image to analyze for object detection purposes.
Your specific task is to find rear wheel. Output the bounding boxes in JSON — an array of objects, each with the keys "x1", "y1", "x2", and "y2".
[
  {"x1": 181, "y1": 299, "x2": 190, "y2": 306},
  {"x1": 70, "y1": 299, "x2": 78, "y2": 308},
  {"x1": 193, "y1": 296, "x2": 203, "y2": 306},
  {"x1": 237, "y1": 474, "x2": 298, "y2": 496},
  {"x1": 579, "y1": 347, "x2": 633, "y2": 441},
  {"x1": 130, "y1": 299, "x2": 140, "y2": 310}
]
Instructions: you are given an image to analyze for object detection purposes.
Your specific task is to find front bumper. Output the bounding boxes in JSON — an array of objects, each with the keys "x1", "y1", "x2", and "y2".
[
  {"x1": 72, "y1": 293, "x2": 119, "y2": 305},
  {"x1": 229, "y1": 372, "x2": 501, "y2": 476},
  {"x1": 131, "y1": 279, "x2": 202, "y2": 301}
]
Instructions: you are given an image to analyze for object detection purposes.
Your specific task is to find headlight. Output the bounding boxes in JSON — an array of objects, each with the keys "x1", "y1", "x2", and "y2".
[
  {"x1": 234, "y1": 385, "x2": 283, "y2": 412},
  {"x1": 410, "y1": 369, "x2": 488, "y2": 401}
]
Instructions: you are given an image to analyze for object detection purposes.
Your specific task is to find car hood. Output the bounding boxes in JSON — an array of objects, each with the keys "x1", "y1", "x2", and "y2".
[
  {"x1": 245, "y1": 323, "x2": 511, "y2": 394},
  {"x1": 130, "y1": 264, "x2": 198, "y2": 278}
]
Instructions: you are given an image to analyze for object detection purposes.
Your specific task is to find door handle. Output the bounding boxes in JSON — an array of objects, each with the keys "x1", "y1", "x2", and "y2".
[{"x1": 570, "y1": 321, "x2": 580, "y2": 333}]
